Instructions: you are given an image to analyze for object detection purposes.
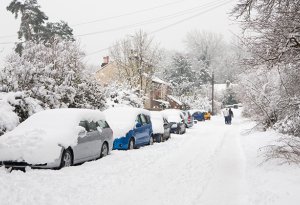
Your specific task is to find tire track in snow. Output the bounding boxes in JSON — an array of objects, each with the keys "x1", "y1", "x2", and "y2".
[{"x1": 196, "y1": 120, "x2": 248, "y2": 205}]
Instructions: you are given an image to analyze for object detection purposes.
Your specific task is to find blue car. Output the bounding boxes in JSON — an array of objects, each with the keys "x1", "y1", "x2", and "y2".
[
  {"x1": 104, "y1": 108, "x2": 153, "y2": 150},
  {"x1": 191, "y1": 111, "x2": 205, "y2": 121}
]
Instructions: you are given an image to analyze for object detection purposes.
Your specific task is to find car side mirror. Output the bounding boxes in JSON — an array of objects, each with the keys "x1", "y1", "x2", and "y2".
[
  {"x1": 136, "y1": 122, "x2": 142, "y2": 128},
  {"x1": 78, "y1": 129, "x2": 87, "y2": 138}
]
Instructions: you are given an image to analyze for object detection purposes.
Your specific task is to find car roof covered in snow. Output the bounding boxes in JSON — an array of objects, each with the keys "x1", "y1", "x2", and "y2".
[{"x1": 104, "y1": 107, "x2": 150, "y2": 139}]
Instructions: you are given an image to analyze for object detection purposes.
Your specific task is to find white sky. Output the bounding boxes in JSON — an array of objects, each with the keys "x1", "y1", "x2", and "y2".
[{"x1": 0, "y1": 0, "x2": 240, "y2": 67}]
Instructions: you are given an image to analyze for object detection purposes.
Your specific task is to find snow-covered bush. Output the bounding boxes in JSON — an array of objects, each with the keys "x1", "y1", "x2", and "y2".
[
  {"x1": 0, "y1": 92, "x2": 43, "y2": 136},
  {"x1": 0, "y1": 39, "x2": 106, "y2": 110},
  {"x1": 104, "y1": 83, "x2": 143, "y2": 108}
]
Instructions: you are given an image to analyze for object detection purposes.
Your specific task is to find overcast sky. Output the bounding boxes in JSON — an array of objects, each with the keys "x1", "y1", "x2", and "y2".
[{"x1": 0, "y1": 0, "x2": 239, "y2": 67}]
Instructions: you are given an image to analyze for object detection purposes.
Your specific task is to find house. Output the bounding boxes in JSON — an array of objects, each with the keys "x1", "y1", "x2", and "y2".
[
  {"x1": 95, "y1": 56, "x2": 183, "y2": 110},
  {"x1": 95, "y1": 56, "x2": 121, "y2": 86}
]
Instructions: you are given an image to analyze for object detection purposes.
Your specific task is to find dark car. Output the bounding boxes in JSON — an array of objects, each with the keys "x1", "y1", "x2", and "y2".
[
  {"x1": 162, "y1": 109, "x2": 186, "y2": 135},
  {"x1": 190, "y1": 110, "x2": 205, "y2": 121}
]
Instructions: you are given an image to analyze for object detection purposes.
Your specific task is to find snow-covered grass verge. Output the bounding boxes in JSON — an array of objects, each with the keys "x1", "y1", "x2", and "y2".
[{"x1": 239, "y1": 118, "x2": 300, "y2": 205}]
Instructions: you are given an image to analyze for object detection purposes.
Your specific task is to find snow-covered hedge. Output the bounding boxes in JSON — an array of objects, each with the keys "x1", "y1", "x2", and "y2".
[
  {"x1": 0, "y1": 39, "x2": 106, "y2": 110},
  {"x1": 104, "y1": 83, "x2": 143, "y2": 108},
  {"x1": 0, "y1": 92, "x2": 43, "y2": 136}
]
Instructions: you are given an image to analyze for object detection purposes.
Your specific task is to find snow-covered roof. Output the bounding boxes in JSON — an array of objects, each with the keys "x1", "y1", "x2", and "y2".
[
  {"x1": 153, "y1": 99, "x2": 170, "y2": 105},
  {"x1": 152, "y1": 76, "x2": 171, "y2": 86},
  {"x1": 0, "y1": 108, "x2": 105, "y2": 164},
  {"x1": 167, "y1": 95, "x2": 183, "y2": 106},
  {"x1": 104, "y1": 107, "x2": 150, "y2": 139}
]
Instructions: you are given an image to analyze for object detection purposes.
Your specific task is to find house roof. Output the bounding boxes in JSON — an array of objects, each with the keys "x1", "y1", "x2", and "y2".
[
  {"x1": 153, "y1": 99, "x2": 170, "y2": 105},
  {"x1": 167, "y1": 95, "x2": 183, "y2": 106},
  {"x1": 152, "y1": 76, "x2": 171, "y2": 86}
]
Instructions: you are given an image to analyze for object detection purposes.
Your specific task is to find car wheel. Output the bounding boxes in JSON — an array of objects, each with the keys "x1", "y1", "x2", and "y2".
[
  {"x1": 60, "y1": 149, "x2": 73, "y2": 169},
  {"x1": 149, "y1": 136, "x2": 154, "y2": 145},
  {"x1": 128, "y1": 138, "x2": 135, "y2": 150},
  {"x1": 100, "y1": 142, "x2": 109, "y2": 158},
  {"x1": 158, "y1": 134, "x2": 163, "y2": 143}
]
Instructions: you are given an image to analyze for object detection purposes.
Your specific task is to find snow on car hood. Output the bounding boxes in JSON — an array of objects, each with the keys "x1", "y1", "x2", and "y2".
[
  {"x1": 0, "y1": 108, "x2": 105, "y2": 164},
  {"x1": 150, "y1": 111, "x2": 164, "y2": 134},
  {"x1": 104, "y1": 107, "x2": 150, "y2": 139},
  {"x1": 161, "y1": 109, "x2": 183, "y2": 123}
]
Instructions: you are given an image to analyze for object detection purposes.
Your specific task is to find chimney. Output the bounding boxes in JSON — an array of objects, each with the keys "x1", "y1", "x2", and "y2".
[{"x1": 101, "y1": 56, "x2": 109, "y2": 67}]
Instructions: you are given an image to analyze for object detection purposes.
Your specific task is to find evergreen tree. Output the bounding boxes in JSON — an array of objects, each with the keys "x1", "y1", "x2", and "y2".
[{"x1": 7, "y1": 0, "x2": 74, "y2": 55}]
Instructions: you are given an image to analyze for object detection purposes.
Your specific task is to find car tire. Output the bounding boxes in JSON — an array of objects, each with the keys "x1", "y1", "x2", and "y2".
[
  {"x1": 149, "y1": 135, "x2": 154, "y2": 145},
  {"x1": 60, "y1": 149, "x2": 73, "y2": 169},
  {"x1": 100, "y1": 142, "x2": 109, "y2": 158},
  {"x1": 158, "y1": 134, "x2": 163, "y2": 143},
  {"x1": 128, "y1": 138, "x2": 135, "y2": 150}
]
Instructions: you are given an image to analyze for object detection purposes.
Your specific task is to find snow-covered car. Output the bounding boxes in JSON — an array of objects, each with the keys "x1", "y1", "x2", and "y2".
[
  {"x1": 189, "y1": 109, "x2": 205, "y2": 121},
  {"x1": 204, "y1": 111, "x2": 211, "y2": 120},
  {"x1": 150, "y1": 111, "x2": 171, "y2": 142},
  {"x1": 104, "y1": 107, "x2": 153, "y2": 150},
  {"x1": 182, "y1": 110, "x2": 194, "y2": 128},
  {"x1": 0, "y1": 109, "x2": 113, "y2": 169},
  {"x1": 161, "y1": 109, "x2": 186, "y2": 135}
]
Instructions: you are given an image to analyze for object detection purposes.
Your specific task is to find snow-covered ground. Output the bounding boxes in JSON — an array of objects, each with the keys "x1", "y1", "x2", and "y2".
[{"x1": 0, "y1": 109, "x2": 299, "y2": 205}]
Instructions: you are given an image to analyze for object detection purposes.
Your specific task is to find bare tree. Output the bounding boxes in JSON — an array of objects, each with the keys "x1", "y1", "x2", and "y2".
[{"x1": 109, "y1": 30, "x2": 162, "y2": 94}]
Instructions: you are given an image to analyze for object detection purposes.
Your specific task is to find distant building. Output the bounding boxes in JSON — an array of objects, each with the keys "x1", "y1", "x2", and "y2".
[{"x1": 95, "y1": 56, "x2": 183, "y2": 110}]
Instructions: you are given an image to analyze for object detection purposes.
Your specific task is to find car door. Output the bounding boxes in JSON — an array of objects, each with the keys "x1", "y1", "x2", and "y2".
[
  {"x1": 134, "y1": 115, "x2": 145, "y2": 145},
  {"x1": 139, "y1": 114, "x2": 150, "y2": 144},
  {"x1": 73, "y1": 120, "x2": 92, "y2": 162},
  {"x1": 97, "y1": 120, "x2": 113, "y2": 152},
  {"x1": 86, "y1": 121, "x2": 103, "y2": 158}
]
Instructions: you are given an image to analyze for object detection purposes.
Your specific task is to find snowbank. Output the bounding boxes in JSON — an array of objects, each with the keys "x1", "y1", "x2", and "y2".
[
  {"x1": 0, "y1": 109, "x2": 105, "y2": 164},
  {"x1": 150, "y1": 111, "x2": 164, "y2": 134},
  {"x1": 104, "y1": 107, "x2": 150, "y2": 139}
]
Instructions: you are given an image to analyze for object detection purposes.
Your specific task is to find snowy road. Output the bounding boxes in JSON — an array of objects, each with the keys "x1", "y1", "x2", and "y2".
[{"x1": 1, "y1": 110, "x2": 299, "y2": 205}]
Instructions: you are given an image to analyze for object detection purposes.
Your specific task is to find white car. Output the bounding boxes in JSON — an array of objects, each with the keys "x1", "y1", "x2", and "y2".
[{"x1": 0, "y1": 109, "x2": 113, "y2": 169}]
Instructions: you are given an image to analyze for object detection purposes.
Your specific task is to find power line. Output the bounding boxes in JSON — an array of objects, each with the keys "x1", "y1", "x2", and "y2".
[
  {"x1": 72, "y1": 0, "x2": 190, "y2": 27},
  {"x1": 0, "y1": 0, "x2": 191, "y2": 40},
  {"x1": 85, "y1": 0, "x2": 233, "y2": 57},
  {"x1": 76, "y1": 0, "x2": 227, "y2": 37},
  {"x1": 150, "y1": 0, "x2": 233, "y2": 34}
]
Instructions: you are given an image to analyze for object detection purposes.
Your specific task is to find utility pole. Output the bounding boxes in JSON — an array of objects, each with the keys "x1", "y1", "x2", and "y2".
[{"x1": 211, "y1": 69, "x2": 215, "y2": 115}]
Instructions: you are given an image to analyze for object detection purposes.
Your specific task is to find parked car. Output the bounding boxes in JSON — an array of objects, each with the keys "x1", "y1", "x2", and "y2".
[
  {"x1": 0, "y1": 109, "x2": 113, "y2": 169},
  {"x1": 161, "y1": 109, "x2": 186, "y2": 134},
  {"x1": 104, "y1": 107, "x2": 153, "y2": 150},
  {"x1": 150, "y1": 111, "x2": 171, "y2": 142},
  {"x1": 189, "y1": 110, "x2": 205, "y2": 121},
  {"x1": 204, "y1": 112, "x2": 211, "y2": 120},
  {"x1": 182, "y1": 110, "x2": 194, "y2": 128}
]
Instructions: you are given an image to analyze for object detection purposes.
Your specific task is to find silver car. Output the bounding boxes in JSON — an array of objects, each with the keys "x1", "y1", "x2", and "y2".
[{"x1": 0, "y1": 109, "x2": 113, "y2": 170}]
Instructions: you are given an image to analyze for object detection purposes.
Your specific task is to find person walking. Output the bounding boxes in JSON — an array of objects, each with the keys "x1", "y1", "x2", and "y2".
[
  {"x1": 222, "y1": 108, "x2": 229, "y2": 124},
  {"x1": 228, "y1": 108, "x2": 234, "y2": 124}
]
